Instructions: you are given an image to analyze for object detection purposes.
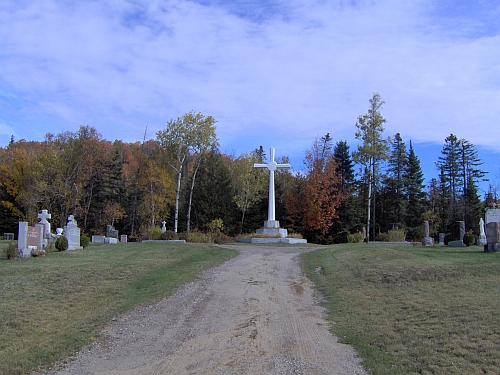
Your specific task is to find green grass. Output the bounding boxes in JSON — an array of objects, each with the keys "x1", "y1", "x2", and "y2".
[
  {"x1": 300, "y1": 244, "x2": 500, "y2": 375},
  {"x1": 0, "y1": 241, "x2": 238, "y2": 375}
]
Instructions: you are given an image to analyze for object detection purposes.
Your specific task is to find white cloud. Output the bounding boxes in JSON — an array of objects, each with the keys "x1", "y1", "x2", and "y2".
[{"x1": 0, "y1": 0, "x2": 499, "y2": 159}]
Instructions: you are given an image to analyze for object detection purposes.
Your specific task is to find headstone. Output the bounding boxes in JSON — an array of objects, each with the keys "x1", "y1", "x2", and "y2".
[
  {"x1": 161, "y1": 221, "x2": 166, "y2": 234},
  {"x1": 478, "y1": 218, "x2": 487, "y2": 246},
  {"x1": 17, "y1": 222, "x2": 28, "y2": 256},
  {"x1": 3, "y1": 233, "x2": 14, "y2": 240},
  {"x1": 64, "y1": 215, "x2": 82, "y2": 250},
  {"x1": 362, "y1": 227, "x2": 366, "y2": 239},
  {"x1": 485, "y1": 208, "x2": 500, "y2": 224},
  {"x1": 17, "y1": 223, "x2": 43, "y2": 257},
  {"x1": 106, "y1": 225, "x2": 119, "y2": 239},
  {"x1": 438, "y1": 233, "x2": 446, "y2": 246},
  {"x1": 422, "y1": 220, "x2": 433, "y2": 246},
  {"x1": 105, "y1": 237, "x2": 118, "y2": 244},
  {"x1": 92, "y1": 235, "x2": 105, "y2": 243},
  {"x1": 120, "y1": 234, "x2": 127, "y2": 242},
  {"x1": 37, "y1": 209, "x2": 52, "y2": 238},
  {"x1": 485, "y1": 222, "x2": 500, "y2": 252},
  {"x1": 448, "y1": 221, "x2": 465, "y2": 247},
  {"x1": 254, "y1": 147, "x2": 291, "y2": 238}
]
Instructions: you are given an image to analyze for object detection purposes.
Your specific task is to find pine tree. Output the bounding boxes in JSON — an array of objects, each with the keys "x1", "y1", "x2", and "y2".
[
  {"x1": 382, "y1": 133, "x2": 408, "y2": 229},
  {"x1": 403, "y1": 141, "x2": 426, "y2": 240},
  {"x1": 353, "y1": 93, "x2": 390, "y2": 240}
]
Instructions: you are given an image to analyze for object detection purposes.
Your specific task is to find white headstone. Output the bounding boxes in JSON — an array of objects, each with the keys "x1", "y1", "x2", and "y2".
[
  {"x1": 64, "y1": 215, "x2": 82, "y2": 250},
  {"x1": 485, "y1": 209, "x2": 500, "y2": 224},
  {"x1": 17, "y1": 222, "x2": 29, "y2": 257},
  {"x1": 161, "y1": 221, "x2": 166, "y2": 233},
  {"x1": 254, "y1": 147, "x2": 290, "y2": 237}
]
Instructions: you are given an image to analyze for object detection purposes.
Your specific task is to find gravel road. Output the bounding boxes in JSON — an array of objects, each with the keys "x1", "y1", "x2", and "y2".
[{"x1": 49, "y1": 245, "x2": 368, "y2": 375}]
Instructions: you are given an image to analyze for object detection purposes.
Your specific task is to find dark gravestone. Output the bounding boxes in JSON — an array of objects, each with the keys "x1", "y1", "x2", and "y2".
[{"x1": 448, "y1": 221, "x2": 465, "y2": 247}]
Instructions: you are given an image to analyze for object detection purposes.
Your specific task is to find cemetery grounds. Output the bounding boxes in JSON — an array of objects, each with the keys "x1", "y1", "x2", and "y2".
[{"x1": 0, "y1": 241, "x2": 499, "y2": 374}]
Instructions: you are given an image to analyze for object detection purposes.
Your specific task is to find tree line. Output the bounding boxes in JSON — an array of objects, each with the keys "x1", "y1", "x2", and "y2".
[{"x1": 0, "y1": 98, "x2": 493, "y2": 243}]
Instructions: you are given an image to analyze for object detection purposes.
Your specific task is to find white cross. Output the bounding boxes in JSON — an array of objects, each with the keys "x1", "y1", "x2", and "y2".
[
  {"x1": 254, "y1": 147, "x2": 291, "y2": 227},
  {"x1": 37, "y1": 209, "x2": 51, "y2": 237}
]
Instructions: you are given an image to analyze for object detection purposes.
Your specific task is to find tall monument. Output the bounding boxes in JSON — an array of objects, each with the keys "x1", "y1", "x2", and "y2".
[{"x1": 254, "y1": 147, "x2": 290, "y2": 238}]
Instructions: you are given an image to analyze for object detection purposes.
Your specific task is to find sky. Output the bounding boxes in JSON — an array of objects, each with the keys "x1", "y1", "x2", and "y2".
[{"x1": 1, "y1": 0, "x2": 499, "y2": 194}]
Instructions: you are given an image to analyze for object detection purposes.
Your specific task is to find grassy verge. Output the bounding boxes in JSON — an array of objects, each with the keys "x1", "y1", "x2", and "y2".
[
  {"x1": 0, "y1": 241, "x2": 238, "y2": 375},
  {"x1": 300, "y1": 244, "x2": 500, "y2": 375}
]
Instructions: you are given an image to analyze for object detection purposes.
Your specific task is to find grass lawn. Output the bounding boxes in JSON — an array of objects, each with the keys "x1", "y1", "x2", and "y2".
[
  {"x1": 300, "y1": 243, "x2": 500, "y2": 375},
  {"x1": 0, "y1": 241, "x2": 238, "y2": 375}
]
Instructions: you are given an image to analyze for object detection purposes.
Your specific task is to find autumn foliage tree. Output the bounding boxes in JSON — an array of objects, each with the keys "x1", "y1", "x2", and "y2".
[{"x1": 287, "y1": 138, "x2": 348, "y2": 242}]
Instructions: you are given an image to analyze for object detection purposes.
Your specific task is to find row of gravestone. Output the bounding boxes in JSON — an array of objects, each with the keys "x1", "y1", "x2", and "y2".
[
  {"x1": 421, "y1": 208, "x2": 500, "y2": 251},
  {"x1": 17, "y1": 211, "x2": 82, "y2": 257},
  {"x1": 14, "y1": 210, "x2": 128, "y2": 257},
  {"x1": 91, "y1": 225, "x2": 127, "y2": 244}
]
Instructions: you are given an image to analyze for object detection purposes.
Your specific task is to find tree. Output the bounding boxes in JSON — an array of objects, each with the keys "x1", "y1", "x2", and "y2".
[
  {"x1": 382, "y1": 133, "x2": 408, "y2": 229},
  {"x1": 403, "y1": 141, "x2": 426, "y2": 240},
  {"x1": 353, "y1": 93, "x2": 389, "y2": 240},
  {"x1": 230, "y1": 151, "x2": 267, "y2": 233},
  {"x1": 436, "y1": 134, "x2": 487, "y2": 229},
  {"x1": 189, "y1": 150, "x2": 238, "y2": 235},
  {"x1": 331, "y1": 140, "x2": 359, "y2": 242},
  {"x1": 287, "y1": 138, "x2": 348, "y2": 243},
  {"x1": 156, "y1": 111, "x2": 218, "y2": 232}
]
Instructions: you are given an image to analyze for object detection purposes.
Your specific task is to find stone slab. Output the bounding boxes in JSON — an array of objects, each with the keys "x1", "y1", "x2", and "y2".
[
  {"x1": 448, "y1": 240, "x2": 465, "y2": 247},
  {"x1": 486, "y1": 222, "x2": 500, "y2": 243},
  {"x1": 92, "y1": 235, "x2": 105, "y2": 243},
  {"x1": 256, "y1": 228, "x2": 288, "y2": 238},
  {"x1": 3, "y1": 233, "x2": 14, "y2": 240},
  {"x1": 422, "y1": 237, "x2": 434, "y2": 246},
  {"x1": 237, "y1": 238, "x2": 307, "y2": 244},
  {"x1": 141, "y1": 240, "x2": 187, "y2": 243},
  {"x1": 104, "y1": 237, "x2": 118, "y2": 244}
]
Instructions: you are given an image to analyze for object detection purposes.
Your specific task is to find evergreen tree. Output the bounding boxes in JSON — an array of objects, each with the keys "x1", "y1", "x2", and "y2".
[
  {"x1": 382, "y1": 133, "x2": 408, "y2": 229},
  {"x1": 403, "y1": 141, "x2": 426, "y2": 240},
  {"x1": 353, "y1": 93, "x2": 390, "y2": 240},
  {"x1": 331, "y1": 140, "x2": 358, "y2": 242},
  {"x1": 190, "y1": 150, "x2": 238, "y2": 235}
]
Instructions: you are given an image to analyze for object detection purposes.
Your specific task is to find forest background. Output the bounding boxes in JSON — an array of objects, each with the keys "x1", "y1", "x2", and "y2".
[{"x1": 0, "y1": 97, "x2": 496, "y2": 244}]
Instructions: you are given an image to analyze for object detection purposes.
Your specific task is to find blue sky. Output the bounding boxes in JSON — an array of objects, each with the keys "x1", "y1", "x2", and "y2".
[{"x1": 1, "y1": 0, "x2": 499, "y2": 194}]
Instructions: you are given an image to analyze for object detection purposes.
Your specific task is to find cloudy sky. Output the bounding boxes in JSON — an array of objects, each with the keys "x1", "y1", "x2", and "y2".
[{"x1": 1, "y1": 0, "x2": 499, "y2": 192}]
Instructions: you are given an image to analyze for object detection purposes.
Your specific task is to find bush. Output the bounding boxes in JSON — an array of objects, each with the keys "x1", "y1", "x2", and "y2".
[
  {"x1": 347, "y1": 231, "x2": 364, "y2": 243},
  {"x1": 388, "y1": 228, "x2": 406, "y2": 242},
  {"x1": 213, "y1": 232, "x2": 232, "y2": 244},
  {"x1": 160, "y1": 230, "x2": 179, "y2": 240},
  {"x1": 147, "y1": 227, "x2": 162, "y2": 240},
  {"x1": 375, "y1": 232, "x2": 390, "y2": 242},
  {"x1": 463, "y1": 232, "x2": 476, "y2": 247},
  {"x1": 55, "y1": 236, "x2": 68, "y2": 252},
  {"x1": 5, "y1": 243, "x2": 17, "y2": 259},
  {"x1": 80, "y1": 234, "x2": 90, "y2": 248}
]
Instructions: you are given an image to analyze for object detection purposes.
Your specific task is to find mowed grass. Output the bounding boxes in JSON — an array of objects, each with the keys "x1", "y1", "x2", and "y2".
[
  {"x1": 300, "y1": 244, "x2": 500, "y2": 375},
  {"x1": 0, "y1": 241, "x2": 238, "y2": 375}
]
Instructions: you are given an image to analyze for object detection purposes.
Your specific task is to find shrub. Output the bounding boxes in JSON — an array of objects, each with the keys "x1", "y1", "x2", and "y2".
[
  {"x1": 80, "y1": 234, "x2": 90, "y2": 248},
  {"x1": 213, "y1": 232, "x2": 232, "y2": 244},
  {"x1": 160, "y1": 230, "x2": 179, "y2": 240},
  {"x1": 5, "y1": 243, "x2": 17, "y2": 259},
  {"x1": 347, "y1": 231, "x2": 364, "y2": 243},
  {"x1": 375, "y1": 232, "x2": 390, "y2": 242},
  {"x1": 206, "y1": 218, "x2": 224, "y2": 233},
  {"x1": 147, "y1": 227, "x2": 162, "y2": 240},
  {"x1": 388, "y1": 228, "x2": 406, "y2": 242},
  {"x1": 55, "y1": 236, "x2": 68, "y2": 252},
  {"x1": 463, "y1": 232, "x2": 476, "y2": 247}
]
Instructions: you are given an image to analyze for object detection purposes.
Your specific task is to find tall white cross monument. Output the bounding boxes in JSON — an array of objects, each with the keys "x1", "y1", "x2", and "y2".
[{"x1": 254, "y1": 147, "x2": 291, "y2": 238}]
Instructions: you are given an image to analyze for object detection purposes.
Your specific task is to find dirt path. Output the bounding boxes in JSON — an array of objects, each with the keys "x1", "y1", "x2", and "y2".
[{"x1": 51, "y1": 245, "x2": 368, "y2": 375}]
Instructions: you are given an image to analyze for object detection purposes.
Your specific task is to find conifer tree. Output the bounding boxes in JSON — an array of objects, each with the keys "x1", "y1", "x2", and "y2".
[{"x1": 403, "y1": 141, "x2": 426, "y2": 240}]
